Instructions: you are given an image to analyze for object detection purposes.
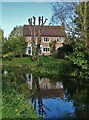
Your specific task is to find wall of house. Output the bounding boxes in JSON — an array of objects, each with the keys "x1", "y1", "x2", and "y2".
[{"x1": 25, "y1": 36, "x2": 65, "y2": 56}]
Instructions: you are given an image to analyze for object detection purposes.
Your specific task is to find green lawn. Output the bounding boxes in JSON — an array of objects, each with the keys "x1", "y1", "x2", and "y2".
[{"x1": 2, "y1": 56, "x2": 73, "y2": 76}]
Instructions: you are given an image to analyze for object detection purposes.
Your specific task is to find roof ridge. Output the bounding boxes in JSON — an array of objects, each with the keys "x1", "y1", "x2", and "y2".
[
  {"x1": 24, "y1": 24, "x2": 64, "y2": 28},
  {"x1": 23, "y1": 24, "x2": 66, "y2": 37}
]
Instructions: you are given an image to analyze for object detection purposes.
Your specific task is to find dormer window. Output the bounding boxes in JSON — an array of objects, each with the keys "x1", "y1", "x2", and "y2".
[
  {"x1": 56, "y1": 37, "x2": 64, "y2": 43},
  {"x1": 43, "y1": 37, "x2": 50, "y2": 42}
]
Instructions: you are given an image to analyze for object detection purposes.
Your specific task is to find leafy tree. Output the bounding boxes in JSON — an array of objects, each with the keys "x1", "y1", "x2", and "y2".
[
  {"x1": 0, "y1": 28, "x2": 4, "y2": 41},
  {"x1": 2, "y1": 37, "x2": 26, "y2": 59},
  {"x1": 56, "y1": 44, "x2": 73, "y2": 59},
  {"x1": 68, "y1": 1, "x2": 89, "y2": 79},
  {"x1": 2, "y1": 26, "x2": 26, "y2": 58},
  {"x1": 8, "y1": 25, "x2": 23, "y2": 39},
  {"x1": 51, "y1": 1, "x2": 89, "y2": 79},
  {"x1": 0, "y1": 28, "x2": 4, "y2": 57},
  {"x1": 74, "y1": 1, "x2": 89, "y2": 57},
  {"x1": 8, "y1": 36, "x2": 26, "y2": 58}
]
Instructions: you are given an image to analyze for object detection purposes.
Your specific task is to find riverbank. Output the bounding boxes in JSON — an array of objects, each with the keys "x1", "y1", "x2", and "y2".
[
  {"x1": 2, "y1": 56, "x2": 73, "y2": 76},
  {"x1": 2, "y1": 56, "x2": 74, "y2": 118},
  {"x1": 2, "y1": 67, "x2": 39, "y2": 119},
  {"x1": 2, "y1": 64, "x2": 88, "y2": 119}
]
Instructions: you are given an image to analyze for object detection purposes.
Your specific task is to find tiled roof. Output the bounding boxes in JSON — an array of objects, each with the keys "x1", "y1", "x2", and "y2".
[{"x1": 23, "y1": 25, "x2": 66, "y2": 37}]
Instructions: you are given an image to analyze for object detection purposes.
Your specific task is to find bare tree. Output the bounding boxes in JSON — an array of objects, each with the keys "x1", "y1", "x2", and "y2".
[
  {"x1": 51, "y1": 2, "x2": 77, "y2": 35},
  {"x1": 51, "y1": 1, "x2": 89, "y2": 57},
  {"x1": 36, "y1": 17, "x2": 48, "y2": 59},
  {"x1": 28, "y1": 16, "x2": 47, "y2": 60}
]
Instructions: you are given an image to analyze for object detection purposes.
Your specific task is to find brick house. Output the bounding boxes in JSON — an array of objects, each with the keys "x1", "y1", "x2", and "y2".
[{"x1": 23, "y1": 25, "x2": 66, "y2": 56}]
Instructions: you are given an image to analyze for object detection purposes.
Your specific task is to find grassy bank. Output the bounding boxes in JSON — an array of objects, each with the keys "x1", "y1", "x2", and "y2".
[
  {"x1": 2, "y1": 56, "x2": 73, "y2": 76},
  {"x1": 2, "y1": 68, "x2": 39, "y2": 119},
  {"x1": 2, "y1": 56, "x2": 74, "y2": 119}
]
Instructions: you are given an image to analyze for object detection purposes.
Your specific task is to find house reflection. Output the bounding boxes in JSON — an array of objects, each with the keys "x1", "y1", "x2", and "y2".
[
  {"x1": 24, "y1": 73, "x2": 65, "y2": 118},
  {"x1": 25, "y1": 73, "x2": 64, "y2": 98}
]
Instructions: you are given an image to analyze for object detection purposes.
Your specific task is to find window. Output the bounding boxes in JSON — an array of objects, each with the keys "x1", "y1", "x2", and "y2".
[
  {"x1": 43, "y1": 83, "x2": 50, "y2": 89},
  {"x1": 43, "y1": 37, "x2": 50, "y2": 42},
  {"x1": 56, "y1": 38, "x2": 64, "y2": 43},
  {"x1": 43, "y1": 47, "x2": 50, "y2": 52},
  {"x1": 43, "y1": 48, "x2": 45, "y2": 51},
  {"x1": 26, "y1": 46, "x2": 32, "y2": 55},
  {"x1": 40, "y1": 47, "x2": 42, "y2": 55},
  {"x1": 48, "y1": 48, "x2": 50, "y2": 51},
  {"x1": 28, "y1": 47, "x2": 31, "y2": 54}
]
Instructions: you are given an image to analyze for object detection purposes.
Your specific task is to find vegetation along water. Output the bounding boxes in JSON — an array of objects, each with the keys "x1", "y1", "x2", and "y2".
[{"x1": 2, "y1": 66, "x2": 89, "y2": 119}]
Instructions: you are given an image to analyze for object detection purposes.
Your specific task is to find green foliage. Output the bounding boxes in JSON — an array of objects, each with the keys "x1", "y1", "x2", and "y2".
[
  {"x1": 2, "y1": 36, "x2": 26, "y2": 58},
  {"x1": 67, "y1": 2, "x2": 89, "y2": 79},
  {"x1": 68, "y1": 41, "x2": 89, "y2": 79},
  {"x1": 0, "y1": 28, "x2": 4, "y2": 42},
  {"x1": 2, "y1": 56, "x2": 73, "y2": 76},
  {"x1": 75, "y1": 2, "x2": 89, "y2": 56},
  {"x1": 49, "y1": 40, "x2": 57, "y2": 54},
  {"x1": 56, "y1": 44, "x2": 73, "y2": 59},
  {"x1": 51, "y1": 2, "x2": 89, "y2": 79},
  {"x1": 2, "y1": 25, "x2": 26, "y2": 58},
  {"x1": 34, "y1": 56, "x2": 73, "y2": 75},
  {"x1": 2, "y1": 69, "x2": 38, "y2": 119},
  {"x1": 8, "y1": 26, "x2": 23, "y2": 39}
]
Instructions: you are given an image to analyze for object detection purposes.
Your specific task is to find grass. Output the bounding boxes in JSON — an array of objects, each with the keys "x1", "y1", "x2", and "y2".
[
  {"x1": 2, "y1": 71, "x2": 39, "y2": 119},
  {"x1": 2, "y1": 56, "x2": 73, "y2": 76}
]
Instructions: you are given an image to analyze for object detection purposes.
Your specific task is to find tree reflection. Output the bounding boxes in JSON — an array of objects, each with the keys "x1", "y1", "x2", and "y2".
[
  {"x1": 25, "y1": 74, "x2": 65, "y2": 118},
  {"x1": 3, "y1": 66, "x2": 88, "y2": 119},
  {"x1": 29, "y1": 74, "x2": 49, "y2": 118},
  {"x1": 62, "y1": 78, "x2": 88, "y2": 119}
]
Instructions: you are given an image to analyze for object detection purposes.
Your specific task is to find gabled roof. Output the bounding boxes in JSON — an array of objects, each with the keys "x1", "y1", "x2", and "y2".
[{"x1": 23, "y1": 25, "x2": 66, "y2": 37}]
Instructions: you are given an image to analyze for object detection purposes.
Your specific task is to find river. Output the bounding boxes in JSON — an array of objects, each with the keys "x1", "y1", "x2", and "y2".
[{"x1": 2, "y1": 66, "x2": 88, "y2": 119}]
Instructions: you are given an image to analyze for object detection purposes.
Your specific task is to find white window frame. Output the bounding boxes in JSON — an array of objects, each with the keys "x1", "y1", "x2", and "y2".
[
  {"x1": 39, "y1": 45, "x2": 43, "y2": 55},
  {"x1": 43, "y1": 37, "x2": 50, "y2": 43},
  {"x1": 43, "y1": 47, "x2": 50, "y2": 52},
  {"x1": 56, "y1": 37, "x2": 64, "y2": 43},
  {"x1": 26, "y1": 45, "x2": 32, "y2": 56}
]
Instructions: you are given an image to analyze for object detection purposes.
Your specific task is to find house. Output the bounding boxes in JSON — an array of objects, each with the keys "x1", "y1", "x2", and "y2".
[{"x1": 23, "y1": 25, "x2": 66, "y2": 56}]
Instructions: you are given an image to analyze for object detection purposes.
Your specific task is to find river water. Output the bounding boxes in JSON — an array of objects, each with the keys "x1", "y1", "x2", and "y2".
[{"x1": 2, "y1": 67, "x2": 88, "y2": 119}]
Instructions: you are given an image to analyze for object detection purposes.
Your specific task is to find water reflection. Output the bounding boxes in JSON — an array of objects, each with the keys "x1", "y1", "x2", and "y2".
[
  {"x1": 25, "y1": 73, "x2": 75, "y2": 118},
  {"x1": 3, "y1": 70, "x2": 8, "y2": 75},
  {"x1": 3, "y1": 68, "x2": 88, "y2": 119},
  {"x1": 25, "y1": 74, "x2": 64, "y2": 98}
]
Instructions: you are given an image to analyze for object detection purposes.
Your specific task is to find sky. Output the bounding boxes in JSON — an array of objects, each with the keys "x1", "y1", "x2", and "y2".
[
  {"x1": 2, "y1": 2, "x2": 53, "y2": 37},
  {"x1": 1, "y1": 0, "x2": 87, "y2": 37}
]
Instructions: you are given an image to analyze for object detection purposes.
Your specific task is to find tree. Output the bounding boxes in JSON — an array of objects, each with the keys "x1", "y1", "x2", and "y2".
[
  {"x1": 51, "y1": 1, "x2": 89, "y2": 56},
  {"x1": 0, "y1": 28, "x2": 4, "y2": 41},
  {"x1": 0, "y1": 28, "x2": 4, "y2": 57},
  {"x1": 56, "y1": 44, "x2": 73, "y2": 59},
  {"x1": 2, "y1": 26, "x2": 26, "y2": 59},
  {"x1": 51, "y1": 1, "x2": 89, "y2": 79},
  {"x1": 28, "y1": 16, "x2": 48, "y2": 60},
  {"x1": 8, "y1": 25, "x2": 23, "y2": 39},
  {"x1": 51, "y1": 2, "x2": 77, "y2": 36},
  {"x1": 68, "y1": 1, "x2": 89, "y2": 79},
  {"x1": 8, "y1": 26, "x2": 26, "y2": 57},
  {"x1": 75, "y1": 1, "x2": 89, "y2": 57},
  {"x1": 8, "y1": 36, "x2": 26, "y2": 58}
]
